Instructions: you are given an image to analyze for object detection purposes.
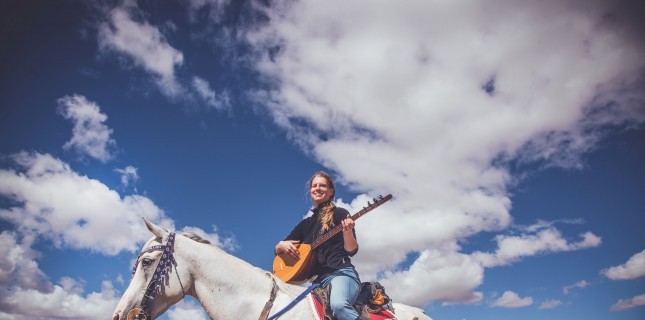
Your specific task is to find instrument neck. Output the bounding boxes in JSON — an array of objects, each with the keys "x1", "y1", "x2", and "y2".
[{"x1": 311, "y1": 194, "x2": 392, "y2": 250}]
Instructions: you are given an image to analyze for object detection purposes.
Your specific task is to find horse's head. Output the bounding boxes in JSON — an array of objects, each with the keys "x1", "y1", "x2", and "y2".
[{"x1": 112, "y1": 218, "x2": 191, "y2": 320}]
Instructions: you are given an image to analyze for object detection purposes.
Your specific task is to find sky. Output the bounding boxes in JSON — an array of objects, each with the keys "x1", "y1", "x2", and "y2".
[{"x1": 0, "y1": 0, "x2": 644, "y2": 319}]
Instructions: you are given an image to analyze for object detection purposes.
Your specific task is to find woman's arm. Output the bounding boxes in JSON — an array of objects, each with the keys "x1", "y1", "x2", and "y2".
[
  {"x1": 275, "y1": 240, "x2": 301, "y2": 259},
  {"x1": 341, "y1": 214, "x2": 358, "y2": 254}
]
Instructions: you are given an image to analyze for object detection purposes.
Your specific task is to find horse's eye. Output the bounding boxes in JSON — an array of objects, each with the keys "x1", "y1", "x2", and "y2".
[{"x1": 141, "y1": 258, "x2": 154, "y2": 267}]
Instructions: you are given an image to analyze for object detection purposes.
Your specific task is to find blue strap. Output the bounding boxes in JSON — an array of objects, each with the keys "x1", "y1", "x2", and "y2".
[{"x1": 267, "y1": 283, "x2": 320, "y2": 320}]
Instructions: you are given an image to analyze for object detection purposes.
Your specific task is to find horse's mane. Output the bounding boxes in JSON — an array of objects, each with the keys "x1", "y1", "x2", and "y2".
[
  {"x1": 181, "y1": 232, "x2": 212, "y2": 245},
  {"x1": 174, "y1": 230, "x2": 305, "y2": 298}
]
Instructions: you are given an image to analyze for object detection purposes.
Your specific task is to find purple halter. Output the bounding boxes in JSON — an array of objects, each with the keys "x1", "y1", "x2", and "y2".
[{"x1": 129, "y1": 233, "x2": 184, "y2": 320}]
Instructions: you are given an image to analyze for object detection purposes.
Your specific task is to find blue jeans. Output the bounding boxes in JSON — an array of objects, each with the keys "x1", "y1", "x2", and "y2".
[{"x1": 318, "y1": 267, "x2": 361, "y2": 320}]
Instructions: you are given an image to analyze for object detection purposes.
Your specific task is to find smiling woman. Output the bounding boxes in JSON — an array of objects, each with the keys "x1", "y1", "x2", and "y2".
[{"x1": 273, "y1": 171, "x2": 362, "y2": 320}]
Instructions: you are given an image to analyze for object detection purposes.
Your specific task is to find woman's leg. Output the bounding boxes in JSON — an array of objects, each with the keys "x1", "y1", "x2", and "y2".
[{"x1": 327, "y1": 267, "x2": 361, "y2": 320}]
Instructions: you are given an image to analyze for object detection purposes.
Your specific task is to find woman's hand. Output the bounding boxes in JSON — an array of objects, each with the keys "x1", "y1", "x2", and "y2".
[
  {"x1": 341, "y1": 215, "x2": 355, "y2": 233},
  {"x1": 275, "y1": 240, "x2": 300, "y2": 259}
]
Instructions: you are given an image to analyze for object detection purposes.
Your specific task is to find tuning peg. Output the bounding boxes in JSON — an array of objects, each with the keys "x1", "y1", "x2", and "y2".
[
  {"x1": 373, "y1": 197, "x2": 378, "y2": 203},
  {"x1": 378, "y1": 195, "x2": 383, "y2": 199}
]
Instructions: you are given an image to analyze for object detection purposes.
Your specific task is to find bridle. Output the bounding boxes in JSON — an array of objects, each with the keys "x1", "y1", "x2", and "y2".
[{"x1": 127, "y1": 233, "x2": 185, "y2": 320}]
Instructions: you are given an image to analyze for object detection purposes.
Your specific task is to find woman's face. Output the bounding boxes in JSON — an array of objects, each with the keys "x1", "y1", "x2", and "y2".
[{"x1": 310, "y1": 175, "x2": 334, "y2": 206}]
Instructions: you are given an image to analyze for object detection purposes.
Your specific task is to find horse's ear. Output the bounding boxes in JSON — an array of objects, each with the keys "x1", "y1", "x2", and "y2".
[{"x1": 142, "y1": 216, "x2": 167, "y2": 238}]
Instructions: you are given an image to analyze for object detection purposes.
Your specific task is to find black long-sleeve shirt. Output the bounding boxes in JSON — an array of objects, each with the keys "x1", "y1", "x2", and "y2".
[{"x1": 283, "y1": 206, "x2": 358, "y2": 278}]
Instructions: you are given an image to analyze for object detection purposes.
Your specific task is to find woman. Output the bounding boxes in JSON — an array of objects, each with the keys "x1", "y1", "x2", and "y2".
[{"x1": 275, "y1": 171, "x2": 361, "y2": 320}]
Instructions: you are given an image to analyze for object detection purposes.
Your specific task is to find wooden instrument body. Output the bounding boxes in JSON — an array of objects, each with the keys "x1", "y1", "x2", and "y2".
[
  {"x1": 272, "y1": 194, "x2": 393, "y2": 284},
  {"x1": 272, "y1": 243, "x2": 314, "y2": 284}
]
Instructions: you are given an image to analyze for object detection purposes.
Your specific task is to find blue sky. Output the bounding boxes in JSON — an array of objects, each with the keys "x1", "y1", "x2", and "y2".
[{"x1": 0, "y1": 0, "x2": 644, "y2": 319}]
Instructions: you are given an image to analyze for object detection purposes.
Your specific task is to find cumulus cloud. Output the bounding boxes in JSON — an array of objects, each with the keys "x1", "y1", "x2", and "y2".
[
  {"x1": 472, "y1": 227, "x2": 601, "y2": 268},
  {"x1": 0, "y1": 151, "x2": 234, "y2": 255},
  {"x1": 490, "y1": 291, "x2": 534, "y2": 308},
  {"x1": 378, "y1": 250, "x2": 484, "y2": 306},
  {"x1": 97, "y1": 0, "x2": 185, "y2": 98},
  {"x1": 610, "y1": 293, "x2": 645, "y2": 312},
  {"x1": 0, "y1": 232, "x2": 48, "y2": 292},
  {"x1": 359, "y1": 218, "x2": 599, "y2": 306},
  {"x1": 0, "y1": 151, "x2": 171, "y2": 255},
  {"x1": 539, "y1": 299, "x2": 563, "y2": 309},
  {"x1": 602, "y1": 249, "x2": 645, "y2": 280},
  {"x1": 2, "y1": 280, "x2": 118, "y2": 319},
  {"x1": 242, "y1": 0, "x2": 644, "y2": 305},
  {"x1": 0, "y1": 231, "x2": 118, "y2": 319},
  {"x1": 58, "y1": 95, "x2": 117, "y2": 163}
]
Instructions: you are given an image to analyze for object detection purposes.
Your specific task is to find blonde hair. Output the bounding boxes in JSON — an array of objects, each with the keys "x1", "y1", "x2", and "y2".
[{"x1": 308, "y1": 171, "x2": 336, "y2": 234}]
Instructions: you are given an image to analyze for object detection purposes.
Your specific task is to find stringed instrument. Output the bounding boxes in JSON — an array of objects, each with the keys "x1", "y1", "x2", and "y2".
[{"x1": 272, "y1": 194, "x2": 393, "y2": 284}]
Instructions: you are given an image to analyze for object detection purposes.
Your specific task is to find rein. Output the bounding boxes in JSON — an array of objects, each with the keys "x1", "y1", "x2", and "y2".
[
  {"x1": 128, "y1": 233, "x2": 185, "y2": 320},
  {"x1": 266, "y1": 282, "x2": 319, "y2": 320},
  {"x1": 258, "y1": 274, "x2": 279, "y2": 320}
]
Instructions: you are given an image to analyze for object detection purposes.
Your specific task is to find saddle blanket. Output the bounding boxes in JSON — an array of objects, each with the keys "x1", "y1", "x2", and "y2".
[{"x1": 306, "y1": 293, "x2": 397, "y2": 320}]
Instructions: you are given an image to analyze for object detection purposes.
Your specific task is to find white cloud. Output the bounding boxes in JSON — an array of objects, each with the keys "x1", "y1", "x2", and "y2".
[
  {"x1": 243, "y1": 0, "x2": 643, "y2": 305},
  {"x1": 96, "y1": 2, "x2": 235, "y2": 112},
  {"x1": 115, "y1": 165, "x2": 139, "y2": 188},
  {"x1": 0, "y1": 311, "x2": 19, "y2": 320},
  {"x1": 58, "y1": 95, "x2": 117, "y2": 163},
  {"x1": 563, "y1": 280, "x2": 590, "y2": 295},
  {"x1": 166, "y1": 299, "x2": 209, "y2": 320},
  {"x1": 602, "y1": 249, "x2": 645, "y2": 280},
  {"x1": 180, "y1": 225, "x2": 238, "y2": 252},
  {"x1": 59, "y1": 277, "x2": 85, "y2": 295},
  {"x1": 490, "y1": 291, "x2": 533, "y2": 308},
  {"x1": 0, "y1": 231, "x2": 119, "y2": 319},
  {"x1": 98, "y1": 0, "x2": 185, "y2": 98},
  {"x1": 539, "y1": 299, "x2": 563, "y2": 309},
  {"x1": 2, "y1": 280, "x2": 118, "y2": 319},
  {"x1": 610, "y1": 293, "x2": 645, "y2": 312},
  {"x1": 521, "y1": 219, "x2": 585, "y2": 233},
  {"x1": 0, "y1": 151, "x2": 235, "y2": 256},
  {"x1": 472, "y1": 226, "x2": 601, "y2": 268},
  {"x1": 0, "y1": 151, "x2": 171, "y2": 255},
  {"x1": 0, "y1": 232, "x2": 49, "y2": 292},
  {"x1": 192, "y1": 76, "x2": 231, "y2": 111},
  {"x1": 378, "y1": 250, "x2": 484, "y2": 306}
]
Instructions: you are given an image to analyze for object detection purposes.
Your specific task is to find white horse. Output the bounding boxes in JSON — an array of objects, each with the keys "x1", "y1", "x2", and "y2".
[{"x1": 112, "y1": 218, "x2": 432, "y2": 320}]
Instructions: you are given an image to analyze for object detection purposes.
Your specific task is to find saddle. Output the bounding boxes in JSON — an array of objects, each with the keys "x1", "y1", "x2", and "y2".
[{"x1": 311, "y1": 282, "x2": 397, "y2": 320}]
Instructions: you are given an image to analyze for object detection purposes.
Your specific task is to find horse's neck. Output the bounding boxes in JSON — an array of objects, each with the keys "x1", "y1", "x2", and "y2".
[{"x1": 184, "y1": 244, "x2": 311, "y2": 319}]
